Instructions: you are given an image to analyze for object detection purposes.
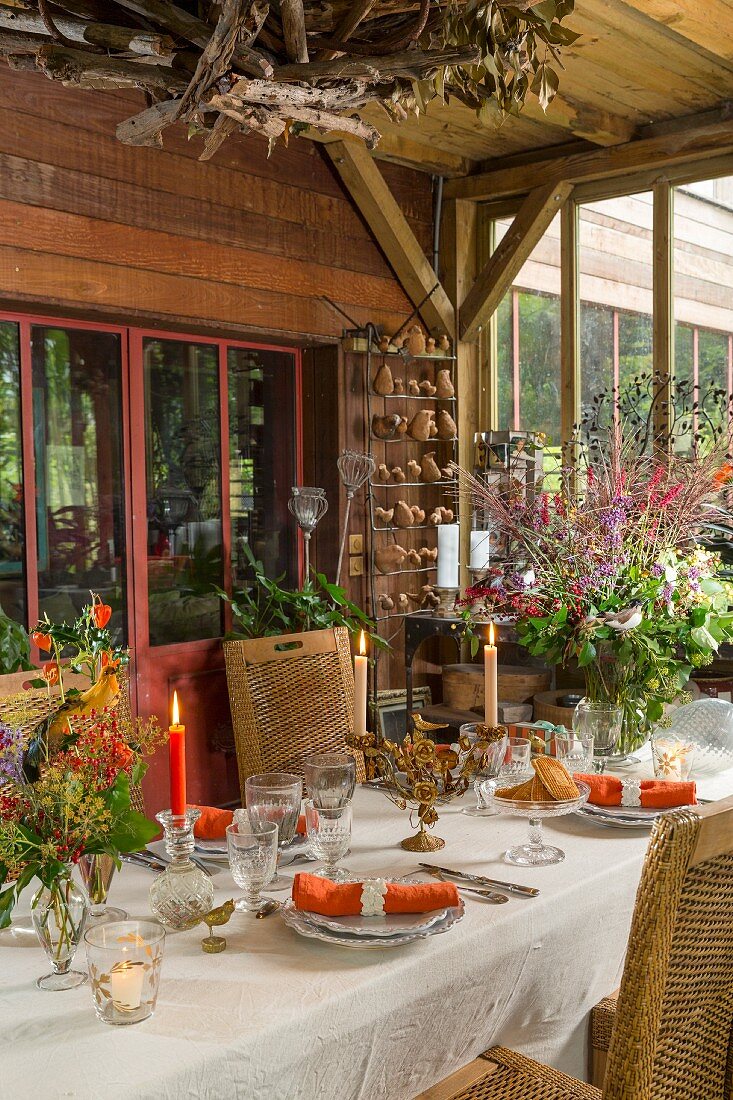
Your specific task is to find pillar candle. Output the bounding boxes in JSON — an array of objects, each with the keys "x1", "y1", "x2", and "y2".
[
  {"x1": 169, "y1": 690, "x2": 186, "y2": 816},
  {"x1": 436, "y1": 523, "x2": 460, "y2": 588},
  {"x1": 470, "y1": 530, "x2": 491, "y2": 571},
  {"x1": 354, "y1": 631, "x2": 368, "y2": 738},
  {"x1": 484, "y1": 622, "x2": 498, "y2": 726}
]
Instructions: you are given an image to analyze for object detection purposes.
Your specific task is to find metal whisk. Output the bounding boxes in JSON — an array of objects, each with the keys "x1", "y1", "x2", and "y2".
[
  {"x1": 336, "y1": 450, "x2": 376, "y2": 585},
  {"x1": 288, "y1": 486, "x2": 329, "y2": 585}
]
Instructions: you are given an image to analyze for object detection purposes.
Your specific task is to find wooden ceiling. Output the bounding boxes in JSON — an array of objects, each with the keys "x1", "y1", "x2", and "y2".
[{"x1": 345, "y1": 0, "x2": 733, "y2": 175}]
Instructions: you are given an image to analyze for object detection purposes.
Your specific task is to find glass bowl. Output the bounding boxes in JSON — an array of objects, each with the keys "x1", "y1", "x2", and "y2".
[{"x1": 483, "y1": 781, "x2": 590, "y2": 866}]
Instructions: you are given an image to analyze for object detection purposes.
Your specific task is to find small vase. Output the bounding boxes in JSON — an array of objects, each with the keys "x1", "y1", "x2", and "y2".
[
  {"x1": 149, "y1": 809, "x2": 214, "y2": 931},
  {"x1": 78, "y1": 854, "x2": 128, "y2": 925},
  {"x1": 31, "y1": 868, "x2": 88, "y2": 991},
  {"x1": 573, "y1": 699, "x2": 623, "y2": 773}
]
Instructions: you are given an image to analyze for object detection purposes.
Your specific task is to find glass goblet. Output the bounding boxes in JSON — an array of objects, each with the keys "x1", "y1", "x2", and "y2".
[
  {"x1": 304, "y1": 800, "x2": 352, "y2": 881},
  {"x1": 554, "y1": 731, "x2": 594, "y2": 777},
  {"x1": 304, "y1": 753, "x2": 356, "y2": 808},
  {"x1": 573, "y1": 701, "x2": 622, "y2": 773},
  {"x1": 483, "y1": 781, "x2": 590, "y2": 867},
  {"x1": 226, "y1": 821, "x2": 278, "y2": 914},
  {"x1": 459, "y1": 723, "x2": 509, "y2": 817},
  {"x1": 78, "y1": 853, "x2": 128, "y2": 925},
  {"x1": 244, "y1": 772, "x2": 302, "y2": 887},
  {"x1": 499, "y1": 737, "x2": 533, "y2": 782}
]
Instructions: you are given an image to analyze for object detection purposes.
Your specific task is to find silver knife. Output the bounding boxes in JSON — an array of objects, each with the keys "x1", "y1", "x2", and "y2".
[{"x1": 419, "y1": 863, "x2": 539, "y2": 897}]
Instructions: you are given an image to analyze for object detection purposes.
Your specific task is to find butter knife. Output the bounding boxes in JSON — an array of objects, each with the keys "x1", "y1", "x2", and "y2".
[{"x1": 419, "y1": 863, "x2": 539, "y2": 897}]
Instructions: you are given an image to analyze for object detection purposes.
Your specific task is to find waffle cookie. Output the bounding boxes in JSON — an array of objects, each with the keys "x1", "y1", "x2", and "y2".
[{"x1": 531, "y1": 756, "x2": 580, "y2": 801}]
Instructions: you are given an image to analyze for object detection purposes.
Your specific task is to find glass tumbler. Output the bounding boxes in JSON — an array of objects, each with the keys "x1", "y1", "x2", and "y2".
[
  {"x1": 245, "y1": 772, "x2": 302, "y2": 887},
  {"x1": 304, "y1": 752, "x2": 356, "y2": 808},
  {"x1": 555, "y1": 731, "x2": 594, "y2": 776},
  {"x1": 85, "y1": 920, "x2": 165, "y2": 1026},
  {"x1": 499, "y1": 737, "x2": 533, "y2": 782},
  {"x1": 573, "y1": 701, "x2": 622, "y2": 773},
  {"x1": 651, "y1": 735, "x2": 696, "y2": 779},
  {"x1": 226, "y1": 820, "x2": 279, "y2": 913},
  {"x1": 304, "y1": 801, "x2": 352, "y2": 881}
]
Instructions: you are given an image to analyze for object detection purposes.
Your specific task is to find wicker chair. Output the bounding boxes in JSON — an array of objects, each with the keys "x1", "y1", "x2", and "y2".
[
  {"x1": 223, "y1": 627, "x2": 365, "y2": 799},
  {"x1": 414, "y1": 794, "x2": 733, "y2": 1100}
]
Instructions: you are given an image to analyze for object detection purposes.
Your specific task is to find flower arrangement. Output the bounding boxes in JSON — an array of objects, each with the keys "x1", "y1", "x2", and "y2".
[{"x1": 455, "y1": 432, "x2": 733, "y2": 754}]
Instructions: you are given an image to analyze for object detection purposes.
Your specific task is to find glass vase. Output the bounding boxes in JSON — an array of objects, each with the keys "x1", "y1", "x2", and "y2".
[
  {"x1": 31, "y1": 868, "x2": 89, "y2": 991},
  {"x1": 78, "y1": 854, "x2": 128, "y2": 925},
  {"x1": 148, "y1": 809, "x2": 214, "y2": 931},
  {"x1": 582, "y1": 649, "x2": 650, "y2": 758},
  {"x1": 573, "y1": 700, "x2": 623, "y2": 773}
]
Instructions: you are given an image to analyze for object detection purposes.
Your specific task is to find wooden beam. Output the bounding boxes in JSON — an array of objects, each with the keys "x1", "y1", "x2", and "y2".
[
  {"x1": 652, "y1": 182, "x2": 673, "y2": 449},
  {"x1": 476, "y1": 204, "x2": 497, "y2": 430},
  {"x1": 619, "y1": 0, "x2": 733, "y2": 61},
  {"x1": 311, "y1": 126, "x2": 471, "y2": 178},
  {"x1": 445, "y1": 107, "x2": 733, "y2": 202},
  {"x1": 560, "y1": 199, "x2": 579, "y2": 464},
  {"x1": 325, "y1": 140, "x2": 454, "y2": 333},
  {"x1": 520, "y1": 92, "x2": 635, "y2": 147},
  {"x1": 459, "y1": 181, "x2": 572, "y2": 343}
]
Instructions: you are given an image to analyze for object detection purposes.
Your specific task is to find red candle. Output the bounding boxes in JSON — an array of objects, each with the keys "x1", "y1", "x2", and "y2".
[{"x1": 169, "y1": 690, "x2": 186, "y2": 816}]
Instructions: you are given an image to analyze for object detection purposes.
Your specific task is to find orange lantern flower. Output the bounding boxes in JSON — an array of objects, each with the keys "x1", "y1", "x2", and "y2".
[
  {"x1": 31, "y1": 631, "x2": 52, "y2": 653},
  {"x1": 100, "y1": 650, "x2": 119, "y2": 670},
  {"x1": 92, "y1": 600, "x2": 112, "y2": 629},
  {"x1": 42, "y1": 661, "x2": 60, "y2": 685},
  {"x1": 713, "y1": 462, "x2": 733, "y2": 487}
]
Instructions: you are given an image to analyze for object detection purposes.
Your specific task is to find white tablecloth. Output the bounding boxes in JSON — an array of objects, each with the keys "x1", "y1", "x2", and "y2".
[{"x1": 2, "y1": 758, "x2": 732, "y2": 1100}]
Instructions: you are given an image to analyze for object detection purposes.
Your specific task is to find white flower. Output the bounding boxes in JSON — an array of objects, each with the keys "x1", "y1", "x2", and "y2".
[{"x1": 360, "y1": 878, "x2": 388, "y2": 916}]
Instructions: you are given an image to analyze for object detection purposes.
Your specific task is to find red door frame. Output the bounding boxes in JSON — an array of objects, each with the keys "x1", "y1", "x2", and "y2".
[{"x1": 3, "y1": 310, "x2": 303, "y2": 731}]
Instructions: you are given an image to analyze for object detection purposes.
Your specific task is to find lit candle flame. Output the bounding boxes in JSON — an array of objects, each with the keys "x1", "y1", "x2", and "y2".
[
  {"x1": 172, "y1": 690, "x2": 180, "y2": 726},
  {"x1": 359, "y1": 630, "x2": 366, "y2": 657},
  {"x1": 488, "y1": 622, "x2": 496, "y2": 647}
]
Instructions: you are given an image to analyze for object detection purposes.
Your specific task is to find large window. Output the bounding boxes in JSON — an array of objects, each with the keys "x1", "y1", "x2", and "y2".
[{"x1": 0, "y1": 321, "x2": 24, "y2": 627}]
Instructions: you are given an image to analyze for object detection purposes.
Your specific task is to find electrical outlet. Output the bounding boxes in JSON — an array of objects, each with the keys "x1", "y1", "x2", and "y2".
[
  {"x1": 349, "y1": 555, "x2": 364, "y2": 577},
  {"x1": 349, "y1": 533, "x2": 364, "y2": 555}
]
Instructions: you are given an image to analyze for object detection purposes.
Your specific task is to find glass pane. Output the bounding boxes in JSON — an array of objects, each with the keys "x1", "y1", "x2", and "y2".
[
  {"x1": 0, "y1": 321, "x2": 25, "y2": 627},
  {"x1": 494, "y1": 213, "x2": 562, "y2": 465},
  {"x1": 143, "y1": 338, "x2": 223, "y2": 646},
  {"x1": 673, "y1": 177, "x2": 733, "y2": 453},
  {"x1": 228, "y1": 347, "x2": 297, "y2": 588},
  {"x1": 579, "y1": 192, "x2": 654, "y2": 438},
  {"x1": 32, "y1": 326, "x2": 126, "y2": 642}
]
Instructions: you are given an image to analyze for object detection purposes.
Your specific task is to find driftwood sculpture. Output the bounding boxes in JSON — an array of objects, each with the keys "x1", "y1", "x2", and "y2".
[{"x1": 0, "y1": 1, "x2": 577, "y2": 156}]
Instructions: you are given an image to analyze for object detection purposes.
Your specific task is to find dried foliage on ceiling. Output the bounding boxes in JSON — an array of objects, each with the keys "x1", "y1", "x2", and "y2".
[{"x1": 0, "y1": 0, "x2": 578, "y2": 157}]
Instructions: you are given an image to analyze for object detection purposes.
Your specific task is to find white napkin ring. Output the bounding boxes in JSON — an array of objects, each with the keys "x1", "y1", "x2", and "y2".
[
  {"x1": 360, "y1": 878, "x2": 388, "y2": 915},
  {"x1": 621, "y1": 779, "x2": 642, "y2": 807}
]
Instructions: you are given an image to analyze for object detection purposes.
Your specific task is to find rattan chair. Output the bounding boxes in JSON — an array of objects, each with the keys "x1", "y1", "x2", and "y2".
[
  {"x1": 414, "y1": 795, "x2": 733, "y2": 1100},
  {"x1": 223, "y1": 627, "x2": 365, "y2": 798}
]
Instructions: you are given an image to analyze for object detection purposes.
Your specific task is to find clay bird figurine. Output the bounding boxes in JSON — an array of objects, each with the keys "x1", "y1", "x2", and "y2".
[
  {"x1": 375, "y1": 507, "x2": 394, "y2": 526},
  {"x1": 375, "y1": 544, "x2": 408, "y2": 574},
  {"x1": 436, "y1": 334, "x2": 451, "y2": 352},
  {"x1": 391, "y1": 331, "x2": 405, "y2": 350},
  {"x1": 396, "y1": 416, "x2": 408, "y2": 435},
  {"x1": 419, "y1": 380, "x2": 437, "y2": 397},
  {"x1": 397, "y1": 592, "x2": 410, "y2": 611},
  {"x1": 378, "y1": 335, "x2": 391, "y2": 354},
  {"x1": 201, "y1": 898, "x2": 235, "y2": 953},
  {"x1": 407, "y1": 409, "x2": 434, "y2": 442},
  {"x1": 379, "y1": 594, "x2": 395, "y2": 611},
  {"x1": 406, "y1": 548, "x2": 422, "y2": 567},
  {"x1": 407, "y1": 325, "x2": 426, "y2": 356},
  {"x1": 408, "y1": 378, "x2": 421, "y2": 396},
  {"x1": 410, "y1": 505, "x2": 426, "y2": 525},
  {"x1": 435, "y1": 369, "x2": 454, "y2": 399},
  {"x1": 373, "y1": 362, "x2": 394, "y2": 395},
  {"x1": 428, "y1": 508, "x2": 443, "y2": 526},
  {"x1": 435, "y1": 409, "x2": 457, "y2": 440},
  {"x1": 393, "y1": 500, "x2": 415, "y2": 528},
  {"x1": 407, "y1": 459, "x2": 422, "y2": 481},
  {"x1": 440, "y1": 467, "x2": 453, "y2": 480},
  {"x1": 429, "y1": 420, "x2": 438, "y2": 437},
  {"x1": 418, "y1": 546, "x2": 438, "y2": 562},
  {"x1": 391, "y1": 466, "x2": 406, "y2": 483},
  {"x1": 426, "y1": 337, "x2": 436, "y2": 354},
  {"x1": 393, "y1": 377, "x2": 405, "y2": 394},
  {"x1": 421, "y1": 452, "x2": 442, "y2": 483},
  {"x1": 372, "y1": 413, "x2": 403, "y2": 440},
  {"x1": 377, "y1": 463, "x2": 391, "y2": 482}
]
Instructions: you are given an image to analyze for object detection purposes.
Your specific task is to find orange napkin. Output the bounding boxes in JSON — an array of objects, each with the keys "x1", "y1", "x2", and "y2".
[
  {"x1": 292, "y1": 872, "x2": 459, "y2": 916},
  {"x1": 191, "y1": 805, "x2": 306, "y2": 841},
  {"x1": 573, "y1": 775, "x2": 696, "y2": 809}
]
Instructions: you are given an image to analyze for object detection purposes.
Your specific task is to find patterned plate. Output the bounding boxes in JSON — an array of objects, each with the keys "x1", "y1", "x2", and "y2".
[
  {"x1": 280, "y1": 899, "x2": 465, "y2": 950},
  {"x1": 302, "y1": 907, "x2": 449, "y2": 937}
]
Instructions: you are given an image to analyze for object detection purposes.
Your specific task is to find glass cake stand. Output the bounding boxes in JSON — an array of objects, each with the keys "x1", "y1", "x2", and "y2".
[{"x1": 484, "y1": 781, "x2": 590, "y2": 866}]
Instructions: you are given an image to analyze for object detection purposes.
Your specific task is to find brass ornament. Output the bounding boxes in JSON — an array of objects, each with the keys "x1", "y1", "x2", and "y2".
[{"x1": 201, "y1": 898, "x2": 235, "y2": 953}]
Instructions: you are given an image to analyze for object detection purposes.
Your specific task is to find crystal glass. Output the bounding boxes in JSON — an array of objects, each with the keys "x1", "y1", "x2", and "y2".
[
  {"x1": 483, "y1": 781, "x2": 590, "y2": 867},
  {"x1": 304, "y1": 753, "x2": 356, "y2": 808},
  {"x1": 304, "y1": 800, "x2": 352, "y2": 881},
  {"x1": 31, "y1": 867, "x2": 88, "y2": 991},
  {"x1": 226, "y1": 820, "x2": 278, "y2": 913},
  {"x1": 245, "y1": 772, "x2": 302, "y2": 846},
  {"x1": 78, "y1": 854, "x2": 127, "y2": 925},
  {"x1": 459, "y1": 723, "x2": 509, "y2": 817},
  {"x1": 651, "y1": 735, "x2": 696, "y2": 780},
  {"x1": 499, "y1": 737, "x2": 532, "y2": 782},
  {"x1": 554, "y1": 731, "x2": 594, "y2": 776},
  {"x1": 148, "y1": 809, "x2": 215, "y2": 931},
  {"x1": 85, "y1": 920, "x2": 165, "y2": 1026},
  {"x1": 573, "y1": 700, "x2": 622, "y2": 773}
]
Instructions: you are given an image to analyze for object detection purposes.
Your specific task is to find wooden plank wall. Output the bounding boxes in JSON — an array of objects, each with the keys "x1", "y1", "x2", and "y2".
[{"x1": 0, "y1": 68, "x2": 432, "y2": 342}]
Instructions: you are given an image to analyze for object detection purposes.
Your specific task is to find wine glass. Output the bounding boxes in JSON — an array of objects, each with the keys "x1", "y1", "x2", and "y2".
[
  {"x1": 459, "y1": 723, "x2": 509, "y2": 817},
  {"x1": 226, "y1": 821, "x2": 278, "y2": 914},
  {"x1": 244, "y1": 772, "x2": 302, "y2": 887},
  {"x1": 482, "y1": 781, "x2": 590, "y2": 866},
  {"x1": 304, "y1": 800, "x2": 352, "y2": 881},
  {"x1": 304, "y1": 753, "x2": 356, "y2": 808}
]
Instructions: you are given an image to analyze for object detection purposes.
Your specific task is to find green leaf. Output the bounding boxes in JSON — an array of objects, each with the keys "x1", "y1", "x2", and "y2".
[{"x1": 577, "y1": 640, "x2": 597, "y2": 668}]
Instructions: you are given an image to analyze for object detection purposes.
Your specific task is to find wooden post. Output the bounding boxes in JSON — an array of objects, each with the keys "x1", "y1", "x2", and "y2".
[
  {"x1": 652, "y1": 182, "x2": 674, "y2": 449},
  {"x1": 476, "y1": 205, "x2": 497, "y2": 431},
  {"x1": 441, "y1": 197, "x2": 478, "y2": 591},
  {"x1": 560, "y1": 198, "x2": 580, "y2": 467}
]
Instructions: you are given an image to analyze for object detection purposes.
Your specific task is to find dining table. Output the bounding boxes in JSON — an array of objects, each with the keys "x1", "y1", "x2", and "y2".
[{"x1": 2, "y1": 751, "x2": 732, "y2": 1100}]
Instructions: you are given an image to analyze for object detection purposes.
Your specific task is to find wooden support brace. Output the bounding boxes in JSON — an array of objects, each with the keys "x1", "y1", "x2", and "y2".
[
  {"x1": 325, "y1": 140, "x2": 454, "y2": 334},
  {"x1": 459, "y1": 181, "x2": 573, "y2": 343},
  {"x1": 652, "y1": 181, "x2": 674, "y2": 450}
]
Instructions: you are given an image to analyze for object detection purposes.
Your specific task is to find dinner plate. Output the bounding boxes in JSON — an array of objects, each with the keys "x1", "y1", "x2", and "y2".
[
  {"x1": 280, "y1": 899, "x2": 465, "y2": 949},
  {"x1": 302, "y1": 907, "x2": 449, "y2": 937},
  {"x1": 576, "y1": 802, "x2": 696, "y2": 829},
  {"x1": 193, "y1": 835, "x2": 314, "y2": 865}
]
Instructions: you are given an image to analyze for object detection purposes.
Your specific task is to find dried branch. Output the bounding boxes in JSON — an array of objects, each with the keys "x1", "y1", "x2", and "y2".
[
  {"x1": 116, "y1": 97, "x2": 180, "y2": 145},
  {"x1": 37, "y1": 43, "x2": 186, "y2": 90},
  {"x1": 176, "y1": 0, "x2": 251, "y2": 120},
  {"x1": 280, "y1": 0, "x2": 308, "y2": 63},
  {"x1": 272, "y1": 44, "x2": 480, "y2": 83},
  {"x1": 200, "y1": 112, "x2": 241, "y2": 159},
  {"x1": 0, "y1": 6, "x2": 176, "y2": 54},
  {"x1": 318, "y1": 0, "x2": 376, "y2": 60}
]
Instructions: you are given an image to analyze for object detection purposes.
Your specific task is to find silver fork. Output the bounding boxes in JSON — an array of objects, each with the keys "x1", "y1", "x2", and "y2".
[{"x1": 426, "y1": 867, "x2": 508, "y2": 904}]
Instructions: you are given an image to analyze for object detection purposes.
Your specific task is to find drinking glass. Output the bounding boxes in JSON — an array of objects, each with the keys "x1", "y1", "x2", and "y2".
[
  {"x1": 499, "y1": 737, "x2": 532, "y2": 782},
  {"x1": 78, "y1": 854, "x2": 127, "y2": 925},
  {"x1": 85, "y1": 920, "x2": 165, "y2": 1026},
  {"x1": 245, "y1": 772, "x2": 302, "y2": 887},
  {"x1": 304, "y1": 800, "x2": 352, "y2": 881},
  {"x1": 226, "y1": 821, "x2": 279, "y2": 914},
  {"x1": 651, "y1": 735, "x2": 696, "y2": 780},
  {"x1": 459, "y1": 723, "x2": 509, "y2": 817},
  {"x1": 555, "y1": 731, "x2": 594, "y2": 776},
  {"x1": 573, "y1": 701, "x2": 622, "y2": 773},
  {"x1": 304, "y1": 753, "x2": 356, "y2": 808}
]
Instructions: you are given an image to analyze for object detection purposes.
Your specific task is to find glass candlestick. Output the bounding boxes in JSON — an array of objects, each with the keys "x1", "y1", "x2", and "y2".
[{"x1": 148, "y1": 809, "x2": 214, "y2": 931}]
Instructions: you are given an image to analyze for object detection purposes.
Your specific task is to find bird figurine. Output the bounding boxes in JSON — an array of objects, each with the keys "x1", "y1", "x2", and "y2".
[
  {"x1": 393, "y1": 377, "x2": 405, "y2": 394},
  {"x1": 377, "y1": 463, "x2": 391, "y2": 483},
  {"x1": 48, "y1": 666, "x2": 121, "y2": 742},
  {"x1": 375, "y1": 507, "x2": 394, "y2": 526},
  {"x1": 412, "y1": 713, "x2": 449, "y2": 736},
  {"x1": 418, "y1": 379, "x2": 437, "y2": 397},
  {"x1": 201, "y1": 898, "x2": 235, "y2": 953},
  {"x1": 598, "y1": 602, "x2": 644, "y2": 632},
  {"x1": 407, "y1": 459, "x2": 422, "y2": 481},
  {"x1": 397, "y1": 592, "x2": 410, "y2": 611},
  {"x1": 391, "y1": 466, "x2": 406, "y2": 483},
  {"x1": 408, "y1": 378, "x2": 421, "y2": 396},
  {"x1": 378, "y1": 594, "x2": 395, "y2": 611}
]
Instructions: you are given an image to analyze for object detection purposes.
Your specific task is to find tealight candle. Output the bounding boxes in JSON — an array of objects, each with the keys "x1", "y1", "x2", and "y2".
[
  {"x1": 109, "y1": 959, "x2": 145, "y2": 1013},
  {"x1": 169, "y1": 691, "x2": 186, "y2": 817},
  {"x1": 354, "y1": 631, "x2": 368, "y2": 738}
]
